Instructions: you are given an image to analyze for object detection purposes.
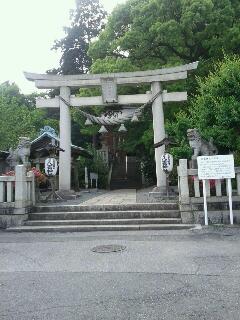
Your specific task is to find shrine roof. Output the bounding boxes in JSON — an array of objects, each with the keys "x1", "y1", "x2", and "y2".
[{"x1": 31, "y1": 132, "x2": 92, "y2": 158}]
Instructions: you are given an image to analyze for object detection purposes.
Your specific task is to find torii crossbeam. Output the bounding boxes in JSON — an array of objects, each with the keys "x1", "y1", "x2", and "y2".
[{"x1": 25, "y1": 62, "x2": 198, "y2": 193}]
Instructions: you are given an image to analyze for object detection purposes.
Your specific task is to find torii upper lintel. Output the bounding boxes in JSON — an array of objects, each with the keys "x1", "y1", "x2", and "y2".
[{"x1": 24, "y1": 61, "x2": 198, "y2": 89}]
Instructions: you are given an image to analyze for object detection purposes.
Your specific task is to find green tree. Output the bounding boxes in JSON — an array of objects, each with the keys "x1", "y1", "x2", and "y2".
[
  {"x1": 191, "y1": 55, "x2": 240, "y2": 152},
  {"x1": 89, "y1": 0, "x2": 240, "y2": 70},
  {"x1": 167, "y1": 55, "x2": 240, "y2": 161},
  {"x1": 86, "y1": 0, "x2": 240, "y2": 178},
  {"x1": 0, "y1": 82, "x2": 58, "y2": 150},
  {"x1": 50, "y1": 0, "x2": 107, "y2": 75}
]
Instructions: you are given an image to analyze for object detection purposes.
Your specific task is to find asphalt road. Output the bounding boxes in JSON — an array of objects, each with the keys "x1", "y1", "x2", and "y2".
[{"x1": 0, "y1": 227, "x2": 240, "y2": 320}]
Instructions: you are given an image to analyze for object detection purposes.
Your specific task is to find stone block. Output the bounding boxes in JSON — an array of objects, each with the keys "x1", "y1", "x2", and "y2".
[
  {"x1": 0, "y1": 214, "x2": 28, "y2": 229},
  {"x1": 181, "y1": 211, "x2": 194, "y2": 224}
]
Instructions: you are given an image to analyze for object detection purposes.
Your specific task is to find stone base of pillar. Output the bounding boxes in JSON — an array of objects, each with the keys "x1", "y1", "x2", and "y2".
[
  {"x1": 149, "y1": 186, "x2": 178, "y2": 200},
  {"x1": 152, "y1": 187, "x2": 171, "y2": 196},
  {"x1": 57, "y1": 190, "x2": 78, "y2": 200},
  {"x1": 152, "y1": 186, "x2": 169, "y2": 196}
]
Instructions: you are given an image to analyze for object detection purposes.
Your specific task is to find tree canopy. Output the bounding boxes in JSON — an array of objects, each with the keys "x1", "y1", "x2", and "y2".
[
  {"x1": 0, "y1": 82, "x2": 58, "y2": 150},
  {"x1": 85, "y1": 0, "x2": 240, "y2": 171},
  {"x1": 167, "y1": 55, "x2": 240, "y2": 161},
  {"x1": 50, "y1": 0, "x2": 107, "y2": 75},
  {"x1": 89, "y1": 0, "x2": 240, "y2": 71}
]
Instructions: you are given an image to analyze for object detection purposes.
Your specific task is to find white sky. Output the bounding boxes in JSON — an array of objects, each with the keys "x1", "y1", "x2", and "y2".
[{"x1": 0, "y1": 0, "x2": 126, "y2": 94}]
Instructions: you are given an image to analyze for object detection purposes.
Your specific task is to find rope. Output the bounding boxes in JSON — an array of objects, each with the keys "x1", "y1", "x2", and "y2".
[{"x1": 59, "y1": 90, "x2": 162, "y2": 125}]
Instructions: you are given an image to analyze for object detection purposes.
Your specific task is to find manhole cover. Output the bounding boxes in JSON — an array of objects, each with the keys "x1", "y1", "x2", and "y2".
[{"x1": 91, "y1": 244, "x2": 126, "y2": 253}]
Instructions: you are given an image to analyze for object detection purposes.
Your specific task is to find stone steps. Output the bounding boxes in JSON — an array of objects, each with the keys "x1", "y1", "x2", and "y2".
[
  {"x1": 5, "y1": 201, "x2": 196, "y2": 233},
  {"x1": 29, "y1": 210, "x2": 180, "y2": 221},
  {"x1": 25, "y1": 218, "x2": 182, "y2": 226},
  {"x1": 34, "y1": 202, "x2": 179, "y2": 213},
  {"x1": 7, "y1": 224, "x2": 195, "y2": 233}
]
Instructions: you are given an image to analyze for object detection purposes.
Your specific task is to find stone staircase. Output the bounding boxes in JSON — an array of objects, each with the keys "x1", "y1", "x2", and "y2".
[
  {"x1": 110, "y1": 161, "x2": 142, "y2": 190},
  {"x1": 7, "y1": 202, "x2": 196, "y2": 232}
]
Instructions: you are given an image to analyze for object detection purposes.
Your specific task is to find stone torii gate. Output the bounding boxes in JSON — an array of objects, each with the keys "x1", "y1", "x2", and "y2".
[{"x1": 24, "y1": 62, "x2": 198, "y2": 193}]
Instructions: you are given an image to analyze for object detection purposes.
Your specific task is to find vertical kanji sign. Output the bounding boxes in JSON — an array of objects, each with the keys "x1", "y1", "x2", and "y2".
[{"x1": 45, "y1": 158, "x2": 58, "y2": 177}]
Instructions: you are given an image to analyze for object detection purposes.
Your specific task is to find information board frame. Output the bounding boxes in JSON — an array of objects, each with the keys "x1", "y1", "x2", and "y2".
[
  {"x1": 197, "y1": 155, "x2": 235, "y2": 180},
  {"x1": 197, "y1": 155, "x2": 235, "y2": 226}
]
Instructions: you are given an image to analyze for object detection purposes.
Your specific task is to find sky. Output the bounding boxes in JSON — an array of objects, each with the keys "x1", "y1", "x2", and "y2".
[{"x1": 0, "y1": 0, "x2": 126, "y2": 94}]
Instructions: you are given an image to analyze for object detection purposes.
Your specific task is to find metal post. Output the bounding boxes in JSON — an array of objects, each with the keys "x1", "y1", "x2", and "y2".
[{"x1": 203, "y1": 179, "x2": 208, "y2": 226}]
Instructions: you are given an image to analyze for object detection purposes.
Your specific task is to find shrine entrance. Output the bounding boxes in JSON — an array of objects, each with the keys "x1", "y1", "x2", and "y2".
[{"x1": 25, "y1": 62, "x2": 198, "y2": 194}]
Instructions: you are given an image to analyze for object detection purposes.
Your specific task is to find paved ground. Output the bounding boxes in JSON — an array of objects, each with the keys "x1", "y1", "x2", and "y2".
[
  {"x1": 79, "y1": 189, "x2": 137, "y2": 205},
  {"x1": 40, "y1": 188, "x2": 166, "y2": 206},
  {"x1": 40, "y1": 189, "x2": 138, "y2": 207},
  {"x1": 0, "y1": 226, "x2": 240, "y2": 319}
]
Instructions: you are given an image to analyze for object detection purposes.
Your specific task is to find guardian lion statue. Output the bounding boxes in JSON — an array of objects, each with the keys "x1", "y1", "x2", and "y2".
[
  {"x1": 6, "y1": 137, "x2": 31, "y2": 168},
  {"x1": 187, "y1": 128, "x2": 218, "y2": 160}
]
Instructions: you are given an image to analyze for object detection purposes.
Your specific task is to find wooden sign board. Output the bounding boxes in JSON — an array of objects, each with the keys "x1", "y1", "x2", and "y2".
[{"x1": 197, "y1": 155, "x2": 235, "y2": 180}]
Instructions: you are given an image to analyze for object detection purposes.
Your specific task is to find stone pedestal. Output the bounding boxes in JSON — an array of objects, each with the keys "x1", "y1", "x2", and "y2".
[{"x1": 15, "y1": 165, "x2": 27, "y2": 214}]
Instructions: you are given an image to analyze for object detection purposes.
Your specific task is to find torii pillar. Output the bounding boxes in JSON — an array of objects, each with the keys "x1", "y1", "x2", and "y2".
[
  {"x1": 59, "y1": 86, "x2": 71, "y2": 191},
  {"x1": 151, "y1": 82, "x2": 166, "y2": 192}
]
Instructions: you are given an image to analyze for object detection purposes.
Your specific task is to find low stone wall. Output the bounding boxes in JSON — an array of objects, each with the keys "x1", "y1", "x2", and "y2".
[
  {"x1": 0, "y1": 204, "x2": 31, "y2": 229},
  {"x1": 180, "y1": 196, "x2": 240, "y2": 225},
  {"x1": 178, "y1": 159, "x2": 240, "y2": 225},
  {"x1": 0, "y1": 214, "x2": 28, "y2": 229},
  {"x1": 0, "y1": 165, "x2": 35, "y2": 229}
]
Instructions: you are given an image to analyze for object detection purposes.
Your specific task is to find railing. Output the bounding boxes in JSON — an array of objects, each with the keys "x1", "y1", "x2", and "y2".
[
  {"x1": 0, "y1": 175, "x2": 15, "y2": 203},
  {"x1": 178, "y1": 159, "x2": 240, "y2": 203},
  {"x1": 0, "y1": 165, "x2": 35, "y2": 213}
]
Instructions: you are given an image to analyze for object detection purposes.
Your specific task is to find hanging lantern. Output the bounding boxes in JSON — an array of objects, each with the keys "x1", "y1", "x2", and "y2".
[
  {"x1": 85, "y1": 118, "x2": 93, "y2": 126},
  {"x1": 161, "y1": 153, "x2": 173, "y2": 173},
  {"x1": 118, "y1": 123, "x2": 127, "y2": 132},
  {"x1": 99, "y1": 125, "x2": 108, "y2": 133},
  {"x1": 131, "y1": 113, "x2": 139, "y2": 122}
]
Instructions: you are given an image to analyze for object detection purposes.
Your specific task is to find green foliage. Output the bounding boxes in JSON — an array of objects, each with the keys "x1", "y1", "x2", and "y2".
[
  {"x1": 50, "y1": 0, "x2": 107, "y2": 75},
  {"x1": 190, "y1": 55, "x2": 240, "y2": 151},
  {"x1": 0, "y1": 82, "x2": 58, "y2": 150},
  {"x1": 166, "y1": 111, "x2": 193, "y2": 159},
  {"x1": 86, "y1": 0, "x2": 240, "y2": 179},
  {"x1": 89, "y1": 0, "x2": 240, "y2": 69},
  {"x1": 167, "y1": 55, "x2": 240, "y2": 161},
  {"x1": 77, "y1": 147, "x2": 109, "y2": 188}
]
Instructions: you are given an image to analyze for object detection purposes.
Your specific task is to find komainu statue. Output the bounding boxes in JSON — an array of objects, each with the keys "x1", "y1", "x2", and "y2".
[
  {"x1": 187, "y1": 128, "x2": 218, "y2": 159},
  {"x1": 6, "y1": 137, "x2": 31, "y2": 168}
]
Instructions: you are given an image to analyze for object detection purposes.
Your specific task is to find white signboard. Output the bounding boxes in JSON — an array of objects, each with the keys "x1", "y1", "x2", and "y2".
[
  {"x1": 197, "y1": 155, "x2": 235, "y2": 180},
  {"x1": 45, "y1": 158, "x2": 58, "y2": 176},
  {"x1": 161, "y1": 153, "x2": 173, "y2": 172},
  {"x1": 197, "y1": 155, "x2": 235, "y2": 226}
]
